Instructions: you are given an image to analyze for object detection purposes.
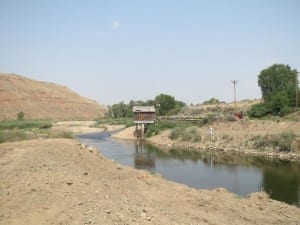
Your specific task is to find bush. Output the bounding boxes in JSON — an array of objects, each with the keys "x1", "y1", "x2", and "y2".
[
  {"x1": 170, "y1": 126, "x2": 201, "y2": 142},
  {"x1": 170, "y1": 127, "x2": 182, "y2": 140},
  {"x1": 203, "y1": 98, "x2": 220, "y2": 105},
  {"x1": 248, "y1": 103, "x2": 271, "y2": 118},
  {"x1": 251, "y1": 132, "x2": 296, "y2": 152},
  {"x1": 145, "y1": 121, "x2": 178, "y2": 137},
  {"x1": 0, "y1": 132, "x2": 4, "y2": 143},
  {"x1": 199, "y1": 114, "x2": 218, "y2": 126},
  {"x1": 0, "y1": 120, "x2": 52, "y2": 130},
  {"x1": 55, "y1": 131, "x2": 74, "y2": 139},
  {"x1": 17, "y1": 112, "x2": 24, "y2": 120},
  {"x1": 94, "y1": 118, "x2": 134, "y2": 127},
  {"x1": 181, "y1": 127, "x2": 201, "y2": 142},
  {"x1": 0, "y1": 130, "x2": 28, "y2": 143}
]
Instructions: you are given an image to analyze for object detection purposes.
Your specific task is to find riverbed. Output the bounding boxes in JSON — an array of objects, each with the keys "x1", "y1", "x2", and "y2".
[{"x1": 77, "y1": 131, "x2": 300, "y2": 207}]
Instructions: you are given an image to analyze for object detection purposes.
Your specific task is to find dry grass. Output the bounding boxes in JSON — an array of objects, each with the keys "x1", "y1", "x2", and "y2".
[{"x1": 0, "y1": 73, "x2": 106, "y2": 121}]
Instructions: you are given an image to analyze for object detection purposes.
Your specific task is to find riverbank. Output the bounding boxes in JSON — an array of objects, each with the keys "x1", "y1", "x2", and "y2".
[
  {"x1": 52, "y1": 121, "x2": 125, "y2": 134},
  {"x1": 1, "y1": 138, "x2": 300, "y2": 225},
  {"x1": 113, "y1": 119, "x2": 300, "y2": 161}
]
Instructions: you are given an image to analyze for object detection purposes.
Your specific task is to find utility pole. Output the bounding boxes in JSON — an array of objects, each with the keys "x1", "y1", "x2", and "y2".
[
  {"x1": 231, "y1": 80, "x2": 238, "y2": 108},
  {"x1": 296, "y1": 72, "x2": 299, "y2": 108}
]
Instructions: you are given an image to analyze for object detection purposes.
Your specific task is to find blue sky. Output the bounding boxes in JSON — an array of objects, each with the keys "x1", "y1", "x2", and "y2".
[{"x1": 1, "y1": 0, "x2": 299, "y2": 105}]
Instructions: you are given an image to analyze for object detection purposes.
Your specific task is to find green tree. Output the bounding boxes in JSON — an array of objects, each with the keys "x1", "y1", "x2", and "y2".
[
  {"x1": 110, "y1": 102, "x2": 128, "y2": 118},
  {"x1": 250, "y1": 64, "x2": 299, "y2": 118},
  {"x1": 17, "y1": 112, "x2": 24, "y2": 120},
  {"x1": 155, "y1": 94, "x2": 176, "y2": 116},
  {"x1": 203, "y1": 98, "x2": 220, "y2": 105},
  {"x1": 269, "y1": 91, "x2": 291, "y2": 116},
  {"x1": 258, "y1": 64, "x2": 298, "y2": 107},
  {"x1": 154, "y1": 93, "x2": 185, "y2": 116}
]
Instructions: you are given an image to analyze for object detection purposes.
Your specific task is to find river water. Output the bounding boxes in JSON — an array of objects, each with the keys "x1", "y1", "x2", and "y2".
[{"x1": 77, "y1": 131, "x2": 300, "y2": 207}]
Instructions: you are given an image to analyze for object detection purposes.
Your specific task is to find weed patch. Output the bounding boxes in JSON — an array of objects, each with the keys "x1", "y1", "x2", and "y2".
[
  {"x1": 170, "y1": 126, "x2": 201, "y2": 142},
  {"x1": 94, "y1": 118, "x2": 134, "y2": 128},
  {"x1": 0, "y1": 120, "x2": 52, "y2": 130},
  {"x1": 250, "y1": 132, "x2": 296, "y2": 152}
]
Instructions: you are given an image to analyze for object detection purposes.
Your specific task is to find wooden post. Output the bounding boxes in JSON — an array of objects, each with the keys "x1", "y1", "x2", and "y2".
[
  {"x1": 141, "y1": 123, "x2": 145, "y2": 137},
  {"x1": 135, "y1": 123, "x2": 138, "y2": 137}
]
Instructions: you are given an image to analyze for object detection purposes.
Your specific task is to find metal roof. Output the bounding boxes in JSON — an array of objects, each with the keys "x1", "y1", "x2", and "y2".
[{"x1": 133, "y1": 106, "x2": 155, "y2": 113}]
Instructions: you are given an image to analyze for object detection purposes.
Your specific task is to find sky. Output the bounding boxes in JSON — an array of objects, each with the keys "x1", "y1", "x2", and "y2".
[{"x1": 1, "y1": 0, "x2": 300, "y2": 105}]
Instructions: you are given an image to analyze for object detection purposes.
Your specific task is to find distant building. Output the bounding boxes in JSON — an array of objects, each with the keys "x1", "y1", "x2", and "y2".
[{"x1": 133, "y1": 106, "x2": 156, "y2": 138}]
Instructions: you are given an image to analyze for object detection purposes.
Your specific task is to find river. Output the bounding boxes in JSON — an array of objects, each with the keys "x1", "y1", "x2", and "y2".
[{"x1": 77, "y1": 131, "x2": 300, "y2": 207}]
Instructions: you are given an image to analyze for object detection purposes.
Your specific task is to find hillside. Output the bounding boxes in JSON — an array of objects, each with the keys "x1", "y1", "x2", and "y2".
[{"x1": 0, "y1": 73, "x2": 106, "y2": 121}]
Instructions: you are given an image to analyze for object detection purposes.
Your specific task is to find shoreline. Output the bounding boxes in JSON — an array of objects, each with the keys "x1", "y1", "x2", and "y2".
[
  {"x1": 146, "y1": 138, "x2": 300, "y2": 162},
  {"x1": 1, "y1": 138, "x2": 299, "y2": 224},
  {"x1": 113, "y1": 121, "x2": 300, "y2": 162}
]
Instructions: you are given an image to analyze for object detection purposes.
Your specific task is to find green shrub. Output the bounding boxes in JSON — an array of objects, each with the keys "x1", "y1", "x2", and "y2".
[
  {"x1": 38, "y1": 123, "x2": 53, "y2": 129},
  {"x1": 181, "y1": 127, "x2": 201, "y2": 142},
  {"x1": 170, "y1": 127, "x2": 182, "y2": 140},
  {"x1": 0, "y1": 132, "x2": 4, "y2": 143},
  {"x1": 0, "y1": 130, "x2": 28, "y2": 143},
  {"x1": 199, "y1": 114, "x2": 218, "y2": 126},
  {"x1": 17, "y1": 112, "x2": 24, "y2": 120},
  {"x1": 170, "y1": 126, "x2": 201, "y2": 142},
  {"x1": 94, "y1": 118, "x2": 134, "y2": 127},
  {"x1": 248, "y1": 103, "x2": 271, "y2": 118},
  {"x1": 58, "y1": 131, "x2": 74, "y2": 139},
  {"x1": 145, "y1": 121, "x2": 178, "y2": 137},
  {"x1": 203, "y1": 98, "x2": 220, "y2": 105},
  {"x1": 251, "y1": 132, "x2": 296, "y2": 152},
  {"x1": 0, "y1": 120, "x2": 52, "y2": 130}
]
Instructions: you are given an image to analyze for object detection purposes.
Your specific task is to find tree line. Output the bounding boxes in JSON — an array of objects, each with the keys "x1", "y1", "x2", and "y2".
[
  {"x1": 108, "y1": 93, "x2": 186, "y2": 118},
  {"x1": 108, "y1": 64, "x2": 299, "y2": 119}
]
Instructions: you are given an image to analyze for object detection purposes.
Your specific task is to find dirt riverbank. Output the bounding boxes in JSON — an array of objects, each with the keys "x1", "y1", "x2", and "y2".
[
  {"x1": 1, "y1": 138, "x2": 300, "y2": 225},
  {"x1": 114, "y1": 120, "x2": 300, "y2": 161},
  {"x1": 52, "y1": 121, "x2": 124, "y2": 134}
]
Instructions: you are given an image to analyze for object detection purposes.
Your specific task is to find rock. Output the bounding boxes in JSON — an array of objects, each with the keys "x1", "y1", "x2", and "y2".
[
  {"x1": 104, "y1": 209, "x2": 112, "y2": 214},
  {"x1": 66, "y1": 181, "x2": 73, "y2": 186},
  {"x1": 116, "y1": 164, "x2": 122, "y2": 170},
  {"x1": 83, "y1": 172, "x2": 88, "y2": 175}
]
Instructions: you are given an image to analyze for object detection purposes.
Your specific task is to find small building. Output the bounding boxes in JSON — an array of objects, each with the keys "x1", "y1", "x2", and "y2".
[{"x1": 133, "y1": 106, "x2": 156, "y2": 138}]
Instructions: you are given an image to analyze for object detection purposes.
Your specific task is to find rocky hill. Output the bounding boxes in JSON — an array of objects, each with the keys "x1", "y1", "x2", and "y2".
[{"x1": 0, "y1": 73, "x2": 106, "y2": 121}]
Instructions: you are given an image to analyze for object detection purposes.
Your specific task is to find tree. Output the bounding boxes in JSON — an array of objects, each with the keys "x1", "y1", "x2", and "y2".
[
  {"x1": 17, "y1": 112, "x2": 24, "y2": 120},
  {"x1": 110, "y1": 102, "x2": 128, "y2": 118},
  {"x1": 249, "y1": 64, "x2": 299, "y2": 118},
  {"x1": 154, "y1": 93, "x2": 185, "y2": 116},
  {"x1": 203, "y1": 98, "x2": 220, "y2": 105},
  {"x1": 258, "y1": 64, "x2": 298, "y2": 107}
]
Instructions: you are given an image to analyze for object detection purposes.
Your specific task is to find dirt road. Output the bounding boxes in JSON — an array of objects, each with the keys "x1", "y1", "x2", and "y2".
[{"x1": 0, "y1": 138, "x2": 299, "y2": 225}]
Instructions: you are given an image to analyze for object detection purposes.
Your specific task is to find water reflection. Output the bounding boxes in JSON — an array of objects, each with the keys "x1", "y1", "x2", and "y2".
[
  {"x1": 134, "y1": 141, "x2": 156, "y2": 171},
  {"x1": 77, "y1": 132, "x2": 300, "y2": 207},
  {"x1": 263, "y1": 163, "x2": 300, "y2": 207}
]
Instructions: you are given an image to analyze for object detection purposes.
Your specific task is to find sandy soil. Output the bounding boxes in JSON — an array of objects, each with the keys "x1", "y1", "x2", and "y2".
[
  {"x1": 1, "y1": 138, "x2": 299, "y2": 225},
  {"x1": 112, "y1": 126, "x2": 136, "y2": 140},
  {"x1": 52, "y1": 121, "x2": 125, "y2": 134}
]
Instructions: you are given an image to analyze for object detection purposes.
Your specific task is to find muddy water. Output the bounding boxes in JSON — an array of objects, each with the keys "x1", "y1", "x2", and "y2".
[{"x1": 78, "y1": 132, "x2": 300, "y2": 207}]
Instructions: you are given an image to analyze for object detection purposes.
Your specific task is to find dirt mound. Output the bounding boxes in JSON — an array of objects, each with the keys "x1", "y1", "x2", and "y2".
[
  {"x1": 0, "y1": 139, "x2": 299, "y2": 225},
  {"x1": 0, "y1": 73, "x2": 106, "y2": 121}
]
